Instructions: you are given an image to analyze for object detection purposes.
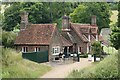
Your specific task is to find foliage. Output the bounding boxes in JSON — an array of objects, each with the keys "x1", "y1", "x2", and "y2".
[
  {"x1": 3, "y1": 2, "x2": 73, "y2": 31},
  {"x1": 2, "y1": 48, "x2": 51, "y2": 78},
  {"x1": 2, "y1": 31, "x2": 17, "y2": 48},
  {"x1": 109, "y1": 2, "x2": 118, "y2": 10},
  {"x1": 2, "y1": 48, "x2": 22, "y2": 66},
  {"x1": 70, "y1": 3, "x2": 111, "y2": 31},
  {"x1": 3, "y1": 3, "x2": 22, "y2": 31},
  {"x1": 110, "y1": 2, "x2": 120, "y2": 50},
  {"x1": 103, "y1": 46, "x2": 118, "y2": 55},
  {"x1": 118, "y1": 1, "x2": 120, "y2": 28},
  {"x1": 68, "y1": 52, "x2": 118, "y2": 78},
  {"x1": 110, "y1": 10, "x2": 118, "y2": 25},
  {"x1": 80, "y1": 53, "x2": 88, "y2": 58},
  {"x1": 91, "y1": 41, "x2": 102, "y2": 55},
  {"x1": 110, "y1": 27, "x2": 120, "y2": 50}
]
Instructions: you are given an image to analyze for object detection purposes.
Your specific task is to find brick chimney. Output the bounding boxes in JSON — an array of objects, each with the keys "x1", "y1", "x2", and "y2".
[
  {"x1": 91, "y1": 15, "x2": 96, "y2": 25},
  {"x1": 20, "y1": 11, "x2": 28, "y2": 30},
  {"x1": 62, "y1": 15, "x2": 70, "y2": 31}
]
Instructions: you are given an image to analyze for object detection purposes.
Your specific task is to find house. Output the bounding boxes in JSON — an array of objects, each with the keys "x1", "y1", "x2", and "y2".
[
  {"x1": 100, "y1": 28, "x2": 111, "y2": 46},
  {"x1": 14, "y1": 12, "x2": 63, "y2": 61},
  {"x1": 15, "y1": 11, "x2": 100, "y2": 62},
  {"x1": 61, "y1": 15, "x2": 99, "y2": 54}
]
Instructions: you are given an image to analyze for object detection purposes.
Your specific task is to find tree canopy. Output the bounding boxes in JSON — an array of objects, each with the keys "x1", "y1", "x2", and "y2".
[
  {"x1": 2, "y1": 2, "x2": 112, "y2": 31},
  {"x1": 2, "y1": 2, "x2": 73, "y2": 31},
  {"x1": 70, "y1": 3, "x2": 111, "y2": 31},
  {"x1": 110, "y1": 1, "x2": 120, "y2": 50}
]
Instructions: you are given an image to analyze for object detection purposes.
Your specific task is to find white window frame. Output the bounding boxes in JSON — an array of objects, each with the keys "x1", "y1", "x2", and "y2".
[
  {"x1": 96, "y1": 35, "x2": 98, "y2": 41},
  {"x1": 88, "y1": 34, "x2": 91, "y2": 42},
  {"x1": 22, "y1": 47, "x2": 28, "y2": 53},
  {"x1": 34, "y1": 47, "x2": 40, "y2": 52},
  {"x1": 52, "y1": 46, "x2": 60, "y2": 55},
  {"x1": 87, "y1": 44, "x2": 89, "y2": 53}
]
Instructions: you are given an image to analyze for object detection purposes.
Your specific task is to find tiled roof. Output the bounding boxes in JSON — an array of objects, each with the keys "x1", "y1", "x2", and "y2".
[
  {"x1": 90, "y1": 26, "x2": 98, "y2": 34},
  {"x1": 61, "y1": 32, "x2": 76, "y2": 43},
  {"x1": 70, "y1": 23, "x2": 98, "y2": 42},
  {"x1": 15, "y1": 24, "x2": 56, "y2": 45},
  {"x1": 91, "y1": 35, "x2": 96, "y2": 42},
  {"x1": 70, "y1": 23, "x2": 89, "y2": 42},
  {"x1": 61, "y1": 35, "x2": 73, "y2": 46},
  {"x1": 99, "y1": 35, "x2": 104, "y2": 41}
]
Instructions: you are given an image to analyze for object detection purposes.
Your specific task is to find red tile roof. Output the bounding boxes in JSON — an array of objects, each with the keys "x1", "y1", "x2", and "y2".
[
  {"x1": 61, "y1": 35, "x2": 73, "y2": 46},
  {"x1": 99, "y1": 35, "x2": 104, "y2": 41},
  {"x1": 70, "y1": 23, "x2": 98, "y2": 42},
  {"x1": 15, "y1": 24, "x2": 56, "y2": 45}
]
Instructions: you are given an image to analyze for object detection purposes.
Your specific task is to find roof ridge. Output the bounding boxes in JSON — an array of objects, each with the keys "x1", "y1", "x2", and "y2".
[
  {"x1": 71, "y1": 23, "x2": 90, "y2": 25},
  {"x1": 49, "y1": 24, "x2": 57, "y2": 43}
]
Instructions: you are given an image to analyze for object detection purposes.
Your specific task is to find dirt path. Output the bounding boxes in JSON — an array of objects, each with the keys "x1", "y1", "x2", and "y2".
[{"x1": 41, "y1": 58, "x2": 92, "y2": 78}]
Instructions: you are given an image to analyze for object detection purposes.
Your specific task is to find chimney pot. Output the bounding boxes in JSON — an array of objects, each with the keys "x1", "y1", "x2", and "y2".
[
  {"x1": 91, "y1": 15, "x2": 96, "y2": 25},
  {"x1": 62, "y1": 15, "x2": 70, "y2": 31},
  {"x1": 20, "y1": 11, "x2": 29, "y2": 30}
]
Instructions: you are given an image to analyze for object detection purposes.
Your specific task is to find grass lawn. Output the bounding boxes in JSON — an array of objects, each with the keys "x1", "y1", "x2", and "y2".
[
  {"x1": 2, "y1": 48, "x2": 52, "y2": 78},
  {"x1": 110, "y1": 10, "x2": 118, "y2": 25}
]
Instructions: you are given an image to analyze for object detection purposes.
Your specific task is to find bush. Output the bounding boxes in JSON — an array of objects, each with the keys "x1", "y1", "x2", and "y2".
[
  {"x1": 2, "y1": 31, "x2": 17, "y2": 48},
  {"x1": 91, "y1": 41, "x2": 103, "y2": 56},
  {"x1": 68, "y1": 52, "x2": 118, "y2": 78},
  {"x1": 80, "y1": 53, "x2": 88, "y2": 58}
]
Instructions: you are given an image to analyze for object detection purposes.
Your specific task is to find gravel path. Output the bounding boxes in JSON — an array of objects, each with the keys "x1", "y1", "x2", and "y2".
[{"x1": 40, "y1": 58, "x2": 92, "y2": 78}]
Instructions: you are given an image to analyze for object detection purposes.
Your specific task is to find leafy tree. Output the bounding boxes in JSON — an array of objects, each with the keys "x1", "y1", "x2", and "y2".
[
  {"x1": 110, "y1": 2, "x2": 120, "y2": 50},
  {"x1": 118, "y1": 1, "x2": 120, "y2": 28},
  {"x1": 91, "y1": 41, "x2": 102, "y2": 56},
  {"x1": 110, "y1": 27, "x2": 120, "y2": 50},
  {"x1": 3, "y1": 3, "x2": 22, "y2": 31},
  {"x1": 3, "y1": 2, "x2": 73, "y2": 31},
  {"x1": 2, "y1": 31, "x2": 17, "y2": 48},
  {"x1": 109, "y1": 2, "x2": 118, "y2": 10},
  {"x1": 70, "y1": 3, "x2": 111, "y2": 31}
]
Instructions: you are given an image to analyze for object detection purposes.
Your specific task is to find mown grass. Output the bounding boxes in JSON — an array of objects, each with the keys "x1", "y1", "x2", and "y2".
[
  {"x1": 67, "y1": 51, "x2": 118, "y2": 79},
  {"x1": 2, "y1": 48, "x2": 52, "y2": 78}
]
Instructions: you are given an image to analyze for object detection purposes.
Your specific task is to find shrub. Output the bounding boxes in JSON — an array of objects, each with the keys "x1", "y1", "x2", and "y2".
[
  {"x1": 68, "y1": 52, "x2": 118, "y2": 78},
  {"x1": 80, "y1": 53, "x2": 88, "y2": 58},
  {"x1": 91, "y1": 41, "x2": 103, "y2": 56},
  {"x1": 2, "y1": 31, "x2": 17, "y2": 48}
]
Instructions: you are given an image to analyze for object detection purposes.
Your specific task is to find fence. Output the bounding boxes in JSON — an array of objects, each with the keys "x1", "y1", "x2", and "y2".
[{"x1": 22, "y1": 50, "x2": 48, "y2": 63}]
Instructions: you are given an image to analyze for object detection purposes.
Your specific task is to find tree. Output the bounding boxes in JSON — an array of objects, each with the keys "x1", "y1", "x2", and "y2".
[
  {"x1": 2, "y1": 31, "x2": 17, "y2": 48},
  {"x1": 3, "y1": 2, "x2": 46, "y2": 31},
  {"x1": 118, "y1": 1, "x2": 120, "y2": 28},
  {"x1": 91, "y1": 41, "x2": 102, "y2": 56},
  {"x1": 110, "y1": 2, "x2": 120, "y2": 50},
  {"x1": 70, "y1": 3, "x2": 111, "y2": 31},
  {"x1": 3, "y1": 2, "x2": 74, "y2": 31}
]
